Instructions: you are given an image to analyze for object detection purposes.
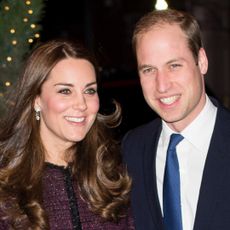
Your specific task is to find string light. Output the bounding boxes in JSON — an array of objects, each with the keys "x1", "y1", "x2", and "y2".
[
  {"x1": 12, "y1": 40, "x2": 17, "y2": 45},
  {"x1": 34, "y1": 33, "x2": 40, "y2": 38},
  {"x1": 30, "y1": 24, "x2": 36, "y2": 29},
  {"x1": 6, "y1": 57, "x2": 12, "y2": 62},
  {"x1": 28, "y1": 38, "x2": 34, "y2": 43},
  {"x1": 10, "y1": 29, "x2": 16, "y2": 34},
  {"x1": 23, "y1": 18, "x2": 29, "y2": 22},
  {"x1": 28, "y1": 9, "x2": 33, "y2": 14},
  {"x1": 26, "y1": 1, "x2": 31, "y2": 5},
  {"x1": 4, "y1": 6, "x2": 10, "y2": 11},
  {"x1": 5, "y1": 82, "x2": 11, "y2": 87}
]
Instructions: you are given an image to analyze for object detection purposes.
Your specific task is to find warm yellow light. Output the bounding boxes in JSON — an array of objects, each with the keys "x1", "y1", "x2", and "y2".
[
  {"x1": 26, "y1": 1, "x2": 31, "y2": 5},
  {"x1": 30, "y1": 24, "x2": 36, "y2": 29},
  {"x1": 10, "y1": 28, "x2": 16, "y2": 34},
  {"x1": 155, "y1": 0, "x2": 168, "y2": 10},
  {"x1": 4, "y1": 6, "x2": 10, "y2": 11},
  {"x1": 28, "y1": 9, "x2": 33, "y2": 14},
  {"x1": 12, "y1": 40, "x2": 17, "y2": 45},
  {"x1": 35, "y1": 33, "x2": 40, "y2": 38},
  {"x1": 6, "y1": 57, "x2": 12, "y2": 62},
  {"x1": 5, "y1": 82, "x2": 11, "y2": 87},
  {"x1": 23, "y1": 18, "x2": 29, "y2": 22},
  {"x1": 0, "y1": 93, "x2": 4, "y2": 97},
  {"x1": 28, "y1": 38, "x2": 34, "y2": 43}
]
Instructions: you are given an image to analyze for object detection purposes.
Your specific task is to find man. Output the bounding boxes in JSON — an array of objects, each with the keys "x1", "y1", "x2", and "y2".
[{"x1": 122, "y1": 9, "x2": 230, "y2": 230}]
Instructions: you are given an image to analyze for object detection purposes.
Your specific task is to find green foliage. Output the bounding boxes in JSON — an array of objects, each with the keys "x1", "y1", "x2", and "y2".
[{"x1": 0, "y1": 0, "x2": 44, "y2": 115}]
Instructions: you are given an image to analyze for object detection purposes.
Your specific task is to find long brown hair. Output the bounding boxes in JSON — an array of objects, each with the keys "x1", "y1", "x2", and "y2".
[{"x1": 0, "y1": 40, "x2": 131, "y2": 229}]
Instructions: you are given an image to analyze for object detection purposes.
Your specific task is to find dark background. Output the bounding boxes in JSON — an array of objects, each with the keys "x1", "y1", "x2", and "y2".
[{"x1": 40, "y1": 0, "x2": 230, "y2": 136}]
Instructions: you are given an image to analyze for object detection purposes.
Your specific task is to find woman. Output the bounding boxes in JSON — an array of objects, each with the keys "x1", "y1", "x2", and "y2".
[{"x1": 0, "y1": 40, "x2": 134, "y2": 229}]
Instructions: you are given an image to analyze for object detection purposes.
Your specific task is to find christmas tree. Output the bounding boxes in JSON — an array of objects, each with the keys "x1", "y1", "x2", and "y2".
[{"x1": 0, "y1": 0, "x2": 44, "y2": 114}]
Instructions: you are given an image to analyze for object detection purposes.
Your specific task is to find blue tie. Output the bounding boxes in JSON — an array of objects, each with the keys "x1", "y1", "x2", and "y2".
[{"x1": 163, "y1": 134, "x2": 184, "y2": 230}]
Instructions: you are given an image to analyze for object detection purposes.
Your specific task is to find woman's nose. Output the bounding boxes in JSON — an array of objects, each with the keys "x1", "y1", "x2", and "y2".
[{"x1": 72, "y1": 95, "x2": 87, "y2": 111}]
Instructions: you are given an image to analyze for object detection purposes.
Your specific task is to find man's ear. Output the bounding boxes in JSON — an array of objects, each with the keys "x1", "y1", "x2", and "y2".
[{"x1": 198, "y1": 48, "x2": 208, "y2": 75}]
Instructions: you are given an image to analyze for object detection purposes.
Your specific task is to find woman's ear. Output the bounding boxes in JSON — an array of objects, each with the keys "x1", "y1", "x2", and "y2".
[
  {"x1": 34, "y1": 96, "x2": 41, "y2": 121},
  {"x1": 34, "y1": 96, "x2": 41, "y2": 110}
]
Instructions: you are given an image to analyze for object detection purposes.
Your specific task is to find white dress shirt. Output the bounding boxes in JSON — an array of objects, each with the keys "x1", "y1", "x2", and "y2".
[{"x1": 156, "y1": 95, "x2": 217, "y2": 230}]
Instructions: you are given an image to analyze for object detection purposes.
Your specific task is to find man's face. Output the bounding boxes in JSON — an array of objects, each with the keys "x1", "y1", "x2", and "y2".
[{"x1": 136, "y1": 23, "x2": 208, "y2": 132}]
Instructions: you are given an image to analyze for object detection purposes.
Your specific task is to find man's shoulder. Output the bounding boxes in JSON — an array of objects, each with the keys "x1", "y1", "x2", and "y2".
[
  {"x1": 122, "y1": 118, "x2": 161, "y2": 166},
  {"x1": 123, "y1": 118, "x2": 161, "y2": 143},
  {"x1": 212, "y1": 97, "x2": 230, "y2": 122}
]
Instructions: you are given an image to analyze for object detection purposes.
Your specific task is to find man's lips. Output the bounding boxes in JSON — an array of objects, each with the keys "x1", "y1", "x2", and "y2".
[{"x1": 159, "y1": 95, "x2": 180, "y2": 105}]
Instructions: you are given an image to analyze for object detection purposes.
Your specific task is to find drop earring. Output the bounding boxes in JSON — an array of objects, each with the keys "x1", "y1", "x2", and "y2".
[{"x1": 34, "y1": 107, "x2": 41, "y2": 121}]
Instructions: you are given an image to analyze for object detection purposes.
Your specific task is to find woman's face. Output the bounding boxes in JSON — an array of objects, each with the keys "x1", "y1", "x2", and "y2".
[{"x1": 35, "y1": 58, "x2": 99, "y2": 152}]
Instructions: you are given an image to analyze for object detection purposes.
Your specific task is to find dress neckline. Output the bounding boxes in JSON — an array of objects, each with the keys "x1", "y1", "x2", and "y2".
[{"x1": 44, "y1": 161, "x2": 72, "y2": 171}]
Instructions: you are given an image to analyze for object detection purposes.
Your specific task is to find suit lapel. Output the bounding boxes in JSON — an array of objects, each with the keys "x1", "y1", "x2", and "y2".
[
  {"x1": 194, "y1": 105, "x2": 230, "y2": 229},
  {"x1": 143, "y1": 119, "x2": 164, "y2": 229}
]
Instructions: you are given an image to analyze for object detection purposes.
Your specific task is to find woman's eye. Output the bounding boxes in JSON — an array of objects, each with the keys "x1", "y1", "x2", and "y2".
[
  {"x1": 58, "y1": 88, "x2": 71, "y2": 94},
  {"x1": 85, "y1": 88, "x2": 97, "y2": 95}
]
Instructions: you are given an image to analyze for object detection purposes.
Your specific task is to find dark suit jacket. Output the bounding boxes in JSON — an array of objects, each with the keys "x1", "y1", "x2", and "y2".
[{"x1": 122, "y1": 100, "x2": 230, "y2": 230}]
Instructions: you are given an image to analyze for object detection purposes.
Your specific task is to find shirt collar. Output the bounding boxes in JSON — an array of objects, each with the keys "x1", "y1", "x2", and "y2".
[{"x1": 161, "y1": 95, "x2": 217, "y2": 151}]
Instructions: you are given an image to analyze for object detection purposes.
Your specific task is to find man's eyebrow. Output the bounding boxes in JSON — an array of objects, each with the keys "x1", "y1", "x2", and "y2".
[
  {"x1": 138, "y1": 64, "x2": 154, "y2": 71},
  {"x1": 166, "y1": 58, "x2": 185, "y2": 64}
]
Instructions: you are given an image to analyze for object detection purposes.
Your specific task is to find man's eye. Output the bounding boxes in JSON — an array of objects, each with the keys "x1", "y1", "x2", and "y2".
[
  {"x1": 142, "y1": 68, "x2": 154, "y2": 74},
  {"x1": 170, "y1": 63, "x2": 182, "y2": 69},
  {"x1": 85, "y1": 88, "x2": 97, "y2": 95},
  {"x1": 58, "y1": 88, "x2": 71, "y2": 94}
]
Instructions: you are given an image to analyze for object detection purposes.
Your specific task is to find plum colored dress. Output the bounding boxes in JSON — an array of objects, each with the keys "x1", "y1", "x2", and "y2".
[{"x1": 0, "y1": 163, "x2": 134, "y2": 230}]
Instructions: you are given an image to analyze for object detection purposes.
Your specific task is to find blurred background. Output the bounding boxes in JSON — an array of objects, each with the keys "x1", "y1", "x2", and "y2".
[{"x1": 0, "y1": 0, "x2": 230, "y2": 136}]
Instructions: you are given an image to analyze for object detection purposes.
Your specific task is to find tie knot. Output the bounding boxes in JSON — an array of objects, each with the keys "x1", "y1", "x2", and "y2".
[{"x1": 168, "y1": 134, "x2": 184, "y2": 150}]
